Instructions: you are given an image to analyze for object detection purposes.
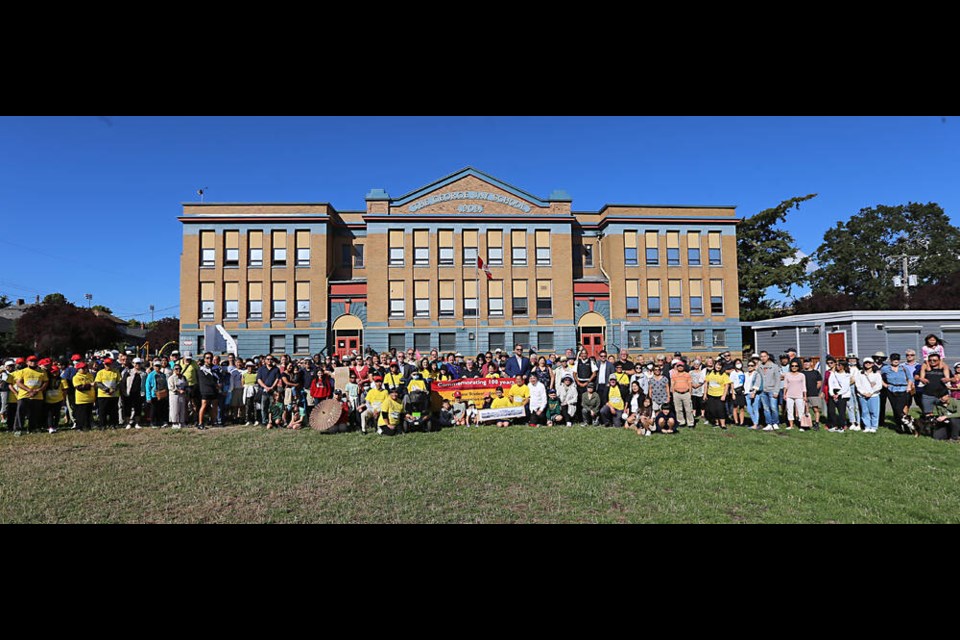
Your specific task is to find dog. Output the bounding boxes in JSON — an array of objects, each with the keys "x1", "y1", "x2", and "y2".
[{"x1": 902, "y1": 414, "x2": 937, "y2": 438}]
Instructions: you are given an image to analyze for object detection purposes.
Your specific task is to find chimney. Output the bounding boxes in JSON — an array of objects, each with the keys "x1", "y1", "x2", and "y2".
[
  {"x1": 35, "y1": 295, "x2": 40, "y2": 304},
  {"x1": 17, "y1": 299, "x2": 24, "y2": 306}
]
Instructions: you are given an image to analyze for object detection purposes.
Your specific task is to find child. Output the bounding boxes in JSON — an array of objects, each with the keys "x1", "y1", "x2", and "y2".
[
  {"x1": 654, "y1": 403, "x2": 678, "y2": 434},
  {"x1": 466, "y1": 400, "x2": 479, "y2": 426},
  {"x1": 490, "y1": 388, "x2": 513, "y2": 427},
  {"x1": 268, "y1": 389, "x2": 285, "y2": 429},
  {"x1": 437, "y1": 399, "x2": 454, "y2": 429},
  {"x1": 545, "y1": 388, "x2": 564, "y2": 425},
  {"x1": 345, "y1": 373, "x2": 359, "y2": 413},
  {"x1": 287, "y1": 405, "x2": 305, "y2": 430},
  {"x1": 451, "y1": 391, "x2": 467, "y2": 426}
]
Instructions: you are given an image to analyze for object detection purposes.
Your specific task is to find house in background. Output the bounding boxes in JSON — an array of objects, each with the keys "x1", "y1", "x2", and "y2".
[{"x1": 750, "y1": 310, "x2": 960, "y2": 365}]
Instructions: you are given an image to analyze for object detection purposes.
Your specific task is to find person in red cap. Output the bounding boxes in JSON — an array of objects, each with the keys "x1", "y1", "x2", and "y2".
[
  {"x1": 72, "y1": 362, "x2": 96, "y2": 430},
  {"x1": 13, "y1": 355, "x2": 48, "y2": 434},
  {"x1": 451, "y1": 390, "x2": 467, "y2": 426},
  {"x1": 44, "y1": 363, "x2": 69, "y2": 433},
  {"x1": 61, "y1": 356, "x2": 82, "y2": 428},
  {"x1": 95, "y1": 357, "x2": 121, "y2": 429}
]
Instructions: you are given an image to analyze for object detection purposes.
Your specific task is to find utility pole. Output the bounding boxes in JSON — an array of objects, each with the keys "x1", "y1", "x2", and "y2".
[
  {"x1": 150, "y1": 304, "x2": 155, "y2": 323},
  {"x1": 892, "y1": 254, "x2": 917, "y2": 309},
  {"x1": 84, "y1": 293, "x2": 92, "y2": 308}
]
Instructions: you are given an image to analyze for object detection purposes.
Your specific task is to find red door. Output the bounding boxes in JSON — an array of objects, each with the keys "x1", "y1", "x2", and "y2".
[
  {"x1": 828, "y1": 332, "x2": 847, "y2": 358},
  {"x1": 582, "y1": 332, "x2": 604, "y2": 359},
  {"x1": 335, "y1": 334, "x2": 361, "y2": 358}
]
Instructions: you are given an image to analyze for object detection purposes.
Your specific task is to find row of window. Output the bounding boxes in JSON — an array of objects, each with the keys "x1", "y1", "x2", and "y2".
[
  {"x1": 389, "y1": 229, "x2": 552, "y2": 268},
  {"x1": 388, "y1": 280, "x2": 553, "y2": 319},
  {"x1": 625, "y1": 279, "x2": 725, "y2": 316},
  {"x1": 623, "y1": 230, "x2": 723, "y2": 267},
  {"x1": 625, "y1": 329, "x2": 727, "y2": 349},
  {"x1": 190, "y1": 334, "x2": 311, "y2": 355},
  {"x1": 199, "y1": 282, "x2": 310, "y2": 322},
  {"x1": 386, "y1": 331, "x2": 555, "y2": 353},
  {"x1": 199, "y1": 230, "x2": 322, "y2": 269}
]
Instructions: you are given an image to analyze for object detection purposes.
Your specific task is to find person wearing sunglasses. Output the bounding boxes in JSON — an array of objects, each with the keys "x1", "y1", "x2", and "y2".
[{"x1": 782, "y1": 360, "x2": 808, "y2": 430}]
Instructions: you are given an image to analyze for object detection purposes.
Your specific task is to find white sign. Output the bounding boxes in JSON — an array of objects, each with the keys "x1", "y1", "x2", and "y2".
[
  {"x1": 408, "y1": 190, "x2": 532, "y2": 213},
  {"x1": 477, "y1": 406, "x2": 526, "y2": 422}
]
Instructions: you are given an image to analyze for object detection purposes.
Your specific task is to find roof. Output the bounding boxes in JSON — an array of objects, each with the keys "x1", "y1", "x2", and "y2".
[{"x1": 750, "y1": 309, "x2": 960, "y2": 329}]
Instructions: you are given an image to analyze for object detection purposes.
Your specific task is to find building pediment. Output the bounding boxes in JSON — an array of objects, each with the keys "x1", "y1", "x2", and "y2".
[{"x1": 365, "y1": 167, "x2": 571, "y2": 216}]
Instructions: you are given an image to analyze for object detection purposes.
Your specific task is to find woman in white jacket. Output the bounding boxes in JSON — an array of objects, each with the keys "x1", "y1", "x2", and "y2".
[
  {"x1": 556, "y1": 376, "x2": 578, "y2": 426},
  {"x1": 743, "y1": 359, "x2": 764, "y2": 429},
  {"x1": 855, "y1": 357, "x2": 884, "y2": 433},
  {"x1": 827, "y1": 361, "x2": 853, "y2": 432}
]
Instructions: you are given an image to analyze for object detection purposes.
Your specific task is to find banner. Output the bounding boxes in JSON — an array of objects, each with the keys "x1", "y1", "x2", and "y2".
[
  {"x1": 477, "y1": 406, "x2": 526, "y2": 422},
  {"x1": 430, "y1": 377, "x2": 518, "y2": 410}
]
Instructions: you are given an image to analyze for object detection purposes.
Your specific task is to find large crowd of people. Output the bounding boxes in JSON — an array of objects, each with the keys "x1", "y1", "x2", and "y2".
[{"x1": 1, "y1": 333, "x2": 958, "y2": 441}]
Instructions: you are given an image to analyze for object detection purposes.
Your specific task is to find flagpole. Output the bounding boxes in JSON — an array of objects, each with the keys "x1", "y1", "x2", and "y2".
[{"x1": 476, "y1": 259, "x2": 480, "y2": 354}]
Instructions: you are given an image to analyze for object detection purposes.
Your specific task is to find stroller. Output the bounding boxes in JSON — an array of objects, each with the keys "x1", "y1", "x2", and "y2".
[{"x1": 403, "y1": 387, "x2": 433, "y2": 433}]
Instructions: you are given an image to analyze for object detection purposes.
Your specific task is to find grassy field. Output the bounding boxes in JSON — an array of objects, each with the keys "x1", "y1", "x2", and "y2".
[{"x1": 2, "y1": 422, "x2": 959, "y2": 523}]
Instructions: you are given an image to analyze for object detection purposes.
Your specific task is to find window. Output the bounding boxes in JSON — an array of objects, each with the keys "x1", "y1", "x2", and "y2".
[
  {"x1": 439, "y1": 333, "x2": 456, "y2": 352},
  {"x1": 224, "y1": 282, "x2": 239, "y2": 320},
  {"x1": 645, "y1": 231, "x2": 659, "y2": 266},
  {"x1": 389, "y1": 280, "x2": 404, "y2": 318},
  {"x1": 439, "y1": 280, "x2": 455, "y2": 317},
  {"x1": 248, "y1": 282, "x2": 262, "y2": 320},
  {"x1": 438, "y1": 230, "x2": 454, "y2": 266},
  {"x1": 692, "y1": 329, "x2": 705, "y2": 348},
  {"x1": 389, "y1": 230, "x2": 404, "y2": 267},
  {"x1": 535, "y1": 230, "x2": 551, "y2": 266},
  {"x1": 414, "y1": 333, "x2": 431, "y2": 352},
  {"x1": 463, "y1": 280, "x2": 478, "y2": 317},
  {"x1": 414, "y1": 230, "x2": 429, "y2": 266},
  {"x1": 627, "y1": 330, "x2": 642, "y2": 348},
  {"x1": 341, "y1": 244, "x2": 352, "y2": 268},
  {"x1": 647, "y1": 279, "x2": 661, "y2": 315},
  {"x1": 354, "y1": 244, "x2": 364, "y2": 268},
  {"x1": 514, "y1": 332, "x2": 529, "y2": 350},
  {"x1": 296, "y1": 282, "x2": 309, "y2": 320},
  {"x1": 689, "y1": 279, "x2": 704, "y2": 315},
  {"x1": 624, "y1": 231, "x2": 638, "y2": 266},
  {"x1": 710, "y1": 279, "x2": 724, "y2": 315},
  {"x1": 272, "y1": 231, "x2": 287, "y2": 266},
  {"x1": 294, "y1": 335, "x2": 310, "y2": 354},
  {"x1": 200, "y1": 231, "x2": 215, "y2": 268},
  {"x1": 708, "y1": 231, "x2": 722, "y2": 265},
  {"x1": 512, "y1": 280, "x2": 528, "y2": 316},
  {"x1": 414, "y1": 281, "x2": 429, "y2": 318},
  {"x1": 536, "y1": 280, "x2": 552, "y2": 316},
  {"x1": 537, "y1": 331, "x2": 554, "y2": 352},
  {"x1": 295, "y1": 230, "x2": 310, "y2": 267},
  {"x1": 463, "y1": 230, "x2": 478, "y2": 266},
  {"x1": 488, "y1": 280, "x2": 504, "y2": 317},
  {"x1": 249, "y1": 231, "x2": 263, "y2": 267},
  {"x1": 196, "y1": 335, "x2": 205, "y2": 353},
  {"x1": 626, "y1": 280, "x2": 640, "y2": 315},
  {"x1": 270, "y1": 335, "x2": 286, "y2": 354},
  {"x1": 489, "y1": 332, "x2": 505, "y2": 352},
  {"x1": 713, "y1": 329, "x2": 726, "y2": 347},
  {"x1": 272, "y1": 282, "x2": 286, "y2": 319},
  {"x1": 389, "y1": 334, "x2": 406, "y2": 352},
  {"x1": 668, "y1": 279, "x2": 682, "y2": 315},
  {"x1": 583, "y1": 243, "x2": 594, "y2": 268},
  {"x1": 667, "y1": 231, "x2": 680, "y2": 266},
  {"x1": 487, "y1": 230, "x2": 503, "y2": 266},
  {"x1": 650, "y1": 330, "x2": 663, "y2": 348},
  {"x1": 200, "y1": 282, "x2": 215, "y2": 320},
  {"x1": 511, "y1": 230, "x2": 527, "y2": 266},
  {"x1": 224, "y1": 231, "x2": 239, "y2": 266},
  {"x1": 687, "y1": 231, "x2": 701, "y2": 266}
]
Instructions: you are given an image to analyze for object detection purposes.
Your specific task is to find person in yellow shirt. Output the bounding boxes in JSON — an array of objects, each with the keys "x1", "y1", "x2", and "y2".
[
  {"x1": 95, "y1": 357, "x2": 122, "y2": 429},
  {"x1": 484, "y1": 361, "x2": 503, "y2": 379},
  {"x1": 15, "y1": 355, "x2": 48, "y2": 433},
  {"x1": 72, "y1": 362, "x2": 96, "y2": 430},
  {"x1": 378, "y1": 387, "x2": 404, "y2": 436},
  {"x1": 43, "y1": 364, "x2": 69, "y2": 433},
  {"x1": 490, "y1": 386, "x2": 514, "y2": 427},
  {"x1": 361, "y1": 376, "x2": 390, "y2": 434},
  {"x1": 600, "y1": 374, "x2": 626, "y2": 427},
  {"x1": 704, "y1": 360, "x2": 731, "y2": 430},
  {"x1": 406, "y1": 371, "x2": 428, "y2": 393},
  {"x1": 505, "y1": 378, "x2": 529, "y2": 426},
  {"x1": 178, "y1": 352, "x2": 200, "y2": 418}
]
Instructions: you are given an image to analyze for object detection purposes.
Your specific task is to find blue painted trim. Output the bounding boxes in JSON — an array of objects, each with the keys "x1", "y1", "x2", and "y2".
[
  {"x1": 310, "y1": 322, "x2": 325, "y2": 328},
  {"x1": 391, "y1": 168, "x2": 550, "y2": 207},
  {"x1": 365, "y1": 188, "x2": 390, "y2": 201},
  {"x1": 366, "y1": 221, "x2": 571, "y2": 234},
  {"x1": 182, "y1": 223, "x2": 328, "y2": 235},
  {"x1": 182, "y1": 323, "x2": 199, "y2": 329},
  {"x1": 549, "y1": 189, "x2": 572, "y2": 202}
]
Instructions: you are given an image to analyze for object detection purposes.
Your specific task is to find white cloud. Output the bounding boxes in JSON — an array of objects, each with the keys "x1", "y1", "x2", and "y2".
[{"x1": 783, "y1": 249, "x2": 818, "y2": 274}]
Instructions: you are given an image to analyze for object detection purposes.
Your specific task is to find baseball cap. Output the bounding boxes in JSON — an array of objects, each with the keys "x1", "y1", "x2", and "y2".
[
  {"x1": 863, "y1": 357, "x2": 874, "y2": 363},
  {"x1": 26, "y1": 355, "x2": 37, "y2": 362},
  {"x1": 453, "y1": 391, "x2": 462, "y2": 398},
  {"x1": 373, "y1": 375, "x2": 383, "y2": 382},
  {"x1": 171, "y1": 350, "x2": 180, "y2": 355},
  {"x1": 153, "y1": 360, "x2": 163, "y2": 366},
  {"x1": 75, "y1": 362, "x2": 87, "y2": 369},
  {"x1": 133, "y1": 357, "x2": 143, "y2": 364},
  {"x1": 103, "y1": 358, "x2": 114, "y2": 365},
  {"x1": 71, "y1": 354, "x2": 82, "y2": 361},
  {"x1": 4, "y1": 360, "x2": 13, "y2": 366},
  {"x1": 245, "y1": 360, "x2": 255, "y2": 367},
  {"x1": 15, "y1": 357, "x2": 24, "y2": 365},
  {"x1": 873, "y1": 351, "x2": 886, "y2": 358},
  {"x1": 183, "y1": 351, "x2": 193, "y2": 359}
]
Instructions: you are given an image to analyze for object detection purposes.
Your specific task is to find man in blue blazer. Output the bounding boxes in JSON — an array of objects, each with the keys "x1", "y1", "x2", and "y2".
[{"x1": 504, "y1": 344, "x2": 532, "y2": 379}]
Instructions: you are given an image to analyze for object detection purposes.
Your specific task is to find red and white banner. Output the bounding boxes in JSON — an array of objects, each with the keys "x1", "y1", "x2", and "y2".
[{"x1": 430, "y1": 377, "x2": 517, "y2": 408}]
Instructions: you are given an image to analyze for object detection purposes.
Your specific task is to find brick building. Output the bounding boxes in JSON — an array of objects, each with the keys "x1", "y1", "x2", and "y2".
[{"x1": 178, "y1": 167, "x2": 742, "y2": 359}]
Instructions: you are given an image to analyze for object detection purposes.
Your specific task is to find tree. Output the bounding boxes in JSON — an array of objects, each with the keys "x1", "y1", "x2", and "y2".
[
  {"x1": 0, "y1": 294, "x2": 10, "y2": 309},
  {"x1": 737, "y1": 194, "x2": 817, "y2": 322},
  {"x1": 145, "y1": 317, "x2": 180, "y2": 353},
  {"x1": 43, "y1": 293, "x2": 68, "y2": 305},
  {"x1": 791, "y1": 291, "x2": 860, "y2": 315},
  {"x1": 809, "y1": 202, "x2": 960, "y2": 310},
  {"x1": 15, "y1": 300, "x2": 121, "y2": 356},
  {"x1": 91, "y1": 304, "x2": 113, "y2": 314}
]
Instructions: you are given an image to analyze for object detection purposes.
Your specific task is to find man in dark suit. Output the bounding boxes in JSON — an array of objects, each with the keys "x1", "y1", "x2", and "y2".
[{"x1": 504, "y1": 344, "x2": 532, "y2": 379}]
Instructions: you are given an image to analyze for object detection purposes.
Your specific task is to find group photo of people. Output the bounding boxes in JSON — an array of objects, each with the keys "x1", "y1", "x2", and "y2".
[{"x1": 2, "y1": 333, "x2": 958, "y2": 441}]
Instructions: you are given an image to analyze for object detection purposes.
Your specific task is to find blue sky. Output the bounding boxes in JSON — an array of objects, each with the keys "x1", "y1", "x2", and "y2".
[{"x1": 1, "y1": 116, "x2": 956, "y2": 319}]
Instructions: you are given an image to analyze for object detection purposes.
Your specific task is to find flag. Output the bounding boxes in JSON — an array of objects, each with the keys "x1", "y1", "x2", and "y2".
[{"x1": 478, "y1": 256, "x2": 492, "y2": 280}]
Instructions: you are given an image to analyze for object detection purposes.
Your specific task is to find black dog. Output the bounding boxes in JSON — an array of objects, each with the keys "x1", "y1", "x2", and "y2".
[{"x1": 902, "y1": 414, "x2": 937, "y2": 438}]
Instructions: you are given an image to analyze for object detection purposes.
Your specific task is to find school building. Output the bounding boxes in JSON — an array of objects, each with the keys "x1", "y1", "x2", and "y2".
[{"x1": 178, "y1": 167, "x2": 742, "y2": 359}]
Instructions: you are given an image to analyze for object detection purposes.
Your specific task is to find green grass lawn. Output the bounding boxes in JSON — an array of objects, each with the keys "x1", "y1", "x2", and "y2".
[{"x1": 2, "y1": 422, "x2": 959, "y2": 523}]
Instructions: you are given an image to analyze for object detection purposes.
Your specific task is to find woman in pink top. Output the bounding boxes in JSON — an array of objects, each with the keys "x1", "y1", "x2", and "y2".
[
  {"x1": 922, "y1": 334, "x2": 945, "y2": 362},
  {"x1": 783, "y1": 360, "x2": 808, "y2": 430}
]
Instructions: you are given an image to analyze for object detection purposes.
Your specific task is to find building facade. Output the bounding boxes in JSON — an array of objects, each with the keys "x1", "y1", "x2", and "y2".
[{"x1": 178, "y1": 168, "x2": 742, "y2": 359}]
